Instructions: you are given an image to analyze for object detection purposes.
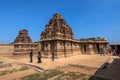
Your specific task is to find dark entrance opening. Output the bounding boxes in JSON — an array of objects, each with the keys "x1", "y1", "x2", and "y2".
[
  {"x1": 83, "y1": 45, "x2": 87, "y2": 52},
  {"x1": 96, "y1": 44, "x2": 100, "y2": 53},
  {"x1": 117, "y1": 45, "x2": 120, "y2": 55}
]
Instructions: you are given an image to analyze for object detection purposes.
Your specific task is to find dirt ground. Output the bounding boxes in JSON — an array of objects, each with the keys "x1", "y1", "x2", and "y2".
[
  {"x1": 7, "y1": 54, "x2": 118, "y2": 69},
  {"x1": 0, "y1": 69, "x2": 37, "y2": 80},
  {"x1": 0, "y1": 54, "x2": 119, "y2": 80}
]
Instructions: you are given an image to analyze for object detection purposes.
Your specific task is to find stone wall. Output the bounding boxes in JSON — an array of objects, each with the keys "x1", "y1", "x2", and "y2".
[
  {"x1": 13, "y1": 43, "x2": 38, "y2": 54},
  {"x1": 0, "y1": 44, "x2": 14, "y2": 54}
]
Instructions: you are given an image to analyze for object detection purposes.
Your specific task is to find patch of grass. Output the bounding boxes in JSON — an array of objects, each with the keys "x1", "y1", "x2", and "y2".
[
  {"x1": 0, "y1": 65, "x2": 29, "y2": 76},
  {"x1": 20, "y1": 70, "x2": 110, "y2": 80},
  {"x1": 54, "y1": 71, "x2": 90, "y2": 80},
  {"x1": 19, "y1": 65, "x2": 29, "y2": 71},
  {"x1": 0, "y1": 71, "x2": 8, "y2": 75},
  {"x1": 20, "y1": 69, "x2": 63, "y2": 80},
  {"x1": 53, "y1": 71, "x2": 109, "y2": 80},
  {"x1": 88, "y1": 76, "x2": 110, "y2": 80},
  {"x1": 0, "y1": 69, "x2": 16, "y2": 76},
  {"x1": 0, "y1": 56, "x2": 12, "y2": 63}
]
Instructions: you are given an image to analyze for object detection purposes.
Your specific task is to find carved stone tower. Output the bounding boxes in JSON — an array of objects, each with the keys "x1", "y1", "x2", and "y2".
[
  {"x1": 14, "y1": 29, "x2": 31, "y2": 43},
  {"x1": 39, "y1": 13, "x2": 75, "y2": 58},
  {"x1": 41, "y1": 13, "x2": 74, "y2": 40},
  {"x1": 13, "y1": 29, "x2": 38, "y2": 54}
]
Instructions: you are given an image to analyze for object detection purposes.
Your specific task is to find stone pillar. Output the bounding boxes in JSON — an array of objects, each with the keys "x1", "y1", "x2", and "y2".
[
  {"x1": 115, "y1": 45, "x2": 117, "y2": 50},
  {"x1": 55, "y1": 41, "x2": 58, "y2": 58},
  {"x1": 48, "y1": 43, "x2": 51, "y2": 58},
  {"x1": 89, "y1": 44, "x2": 95, "y2": 55},
  {"x1": 64, "y1": 40, "x2": 66, "y2": 57},
  {"x1": 71, "y1": 42, "x2": 73, "y2": 55},
  {"x1": 38, "y1": 41, "x2": 41, "y2": 52},
  {"x1": 79, "y1": 44, "x2": 82, "y2": 54}
]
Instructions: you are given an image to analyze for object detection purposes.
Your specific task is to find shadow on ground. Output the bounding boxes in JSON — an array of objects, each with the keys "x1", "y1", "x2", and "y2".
[{"x1": 88, "y1": 58, "x2": 120, "y2": 80}]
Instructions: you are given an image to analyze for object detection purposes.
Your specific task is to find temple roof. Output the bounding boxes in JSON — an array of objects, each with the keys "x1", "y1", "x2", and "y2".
[
  {"x1": 40, "y1": 13, "x2": 74, "y2": 40},
  {"x1": 13, "y1": 29, "x2": 32, "y2": 43}
]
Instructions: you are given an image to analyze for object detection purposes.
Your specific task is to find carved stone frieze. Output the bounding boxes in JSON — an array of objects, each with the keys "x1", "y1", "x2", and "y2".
[
  {"x1": 41, "y1": 13, "x2": 74, "y2": 40},
  {"x1": 13, "y1": 29, "x2": 31, "y2": 43}
]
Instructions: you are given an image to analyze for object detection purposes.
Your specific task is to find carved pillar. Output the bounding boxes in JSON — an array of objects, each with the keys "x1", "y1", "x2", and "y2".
[
  {"x1": 51, "y1": 41, "x2": 55, "y2": 58},
  {"x1": 64, "y1": 40, "x2": 66, "y2": 57},
  {"x1": 55, "y1": 41, "x2": 58, "y2": 58},
  {"x1": 47, "y1": 42, "x2": 50, "y2": 58},
  {"x1": 71, "y1": 41, "x2": 73, "y2": 55},
  {"x1": 89, "y1": 44, "x2": 95, "y2": 55},
  {"x1": 79, "y1": 44, "x2": 82, "y2": 54},
  {"x1": 38, "y1": 41, "x2": 41, "y2": 52}
]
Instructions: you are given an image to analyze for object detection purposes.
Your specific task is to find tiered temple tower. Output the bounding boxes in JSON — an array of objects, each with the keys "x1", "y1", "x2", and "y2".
[
  {"x1": 39, "y1": 13, "x2": 75, "y2": 58},
  {"x1": 41, "y1": 13, "x2": 74, "y2": 40},
  {"x1": 13, "y1": 29, "x2": 38, "y2": 54},
  {"x1": 14, "y1": 29, "x2": 32, "y2": 43},
  {"x1": 39, "y1": 13, "x2": 108, "y2": 58}
]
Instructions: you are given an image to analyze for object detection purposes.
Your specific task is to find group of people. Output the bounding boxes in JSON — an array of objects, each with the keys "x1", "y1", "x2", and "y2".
[
  {"x1": 29, "y1": 50, "x2": 55, "y2": 63},
  {"x1": 108, "y1": 49, "x2": 120, "y2": 56},
  {"x1": 29, "y1": 50, "x2": 42, "y2": 63},
  {"x1": 100, "y1": 48, "x2": 120, "y2": 56},
  {"x1": 100, "y1": 48, "x2": 105, "y2": 56}
]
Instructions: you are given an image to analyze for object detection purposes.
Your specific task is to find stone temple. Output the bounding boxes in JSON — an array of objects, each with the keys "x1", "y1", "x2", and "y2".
[
  {"x1": 13, "y1": 29, "x2": 38, "y2": 54},
  {"x1": 38, "y1": 13, "x2": 108, "y2": 58},
  {"x1": 0, "y1": 13, "x2": 107, "y2": 57}
]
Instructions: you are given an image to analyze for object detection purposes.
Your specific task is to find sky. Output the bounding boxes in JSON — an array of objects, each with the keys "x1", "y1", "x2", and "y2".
[{"x1": 0, "y1": 0, "x2": 120, "y2": 44}]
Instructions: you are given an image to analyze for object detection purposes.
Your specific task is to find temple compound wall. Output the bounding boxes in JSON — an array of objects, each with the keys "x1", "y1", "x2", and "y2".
[
  {"x1": 39, "y1": 13, "x2": 108, "y2": 58},
  {"x1": 39, "y1": 40, "x2": 107, "y2": 58},
  {"x1": 0, "y1": 44, "x2": 14, "y2": 54}
]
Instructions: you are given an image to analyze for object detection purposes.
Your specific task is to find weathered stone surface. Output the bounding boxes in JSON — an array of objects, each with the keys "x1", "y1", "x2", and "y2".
[
  {"x1": 41, "y1": 13, "x2": 74, "y2": 40},
  {"x1": 39, "y1": 13, "x2": 108, "y2": 58},
  {"x1": 13, "y1": 29, "x2": 38, "y2": 54},
  {"x1": 0, "y1": 44, "x2": 14, "y2": 54},
  {"x1": 13, "y1": 29, "x2": 31, "y2": 43}
]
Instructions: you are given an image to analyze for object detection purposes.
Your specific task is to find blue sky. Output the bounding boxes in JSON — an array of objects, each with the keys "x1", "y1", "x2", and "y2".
[{"x1": 0, "y1": 0, "x2": 120, "y2": 43}]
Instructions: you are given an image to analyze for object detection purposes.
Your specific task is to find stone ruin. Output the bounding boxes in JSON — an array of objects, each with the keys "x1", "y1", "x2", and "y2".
[
  {"x1": 13, "y1": 29, "x2": 31, "y2": 43},
  {"x1": 39, "y1": 13, "x2": 108, "y2": 58},
  {"x1": 13, "y1": 29, "x2": 38, "y2": 54},
  {"x1": 41, "y1": 13, "x2": 74, "y2": 40},
  {"x1": 4, "y1": 13, "x2": 107, "y2": 56}
]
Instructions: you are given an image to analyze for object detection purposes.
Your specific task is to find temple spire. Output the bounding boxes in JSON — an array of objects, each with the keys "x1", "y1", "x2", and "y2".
[
  {"x1": 13, "y1": 29, "x2": 32, "y2": 43},
  {"x1": 41, "y1": 13, "x2": 74, "y2": 40}
]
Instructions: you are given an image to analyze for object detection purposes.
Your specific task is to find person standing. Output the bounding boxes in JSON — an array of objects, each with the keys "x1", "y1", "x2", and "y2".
[
  {"x1": 52, "y1": 52, "x2": 54, "y2": 61},
  {"x1": 30, "y1": 49, "x2": 33, "y2": 63},
  {"x1": 37, "y1": 51, "x2": 42, "y2": 63},
  {"x1": 112, "y1": 49, "x2": 115, "y2": 56},
  {"x1": 100, "y1": 48, "x2": 105, "y2": 56}
]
